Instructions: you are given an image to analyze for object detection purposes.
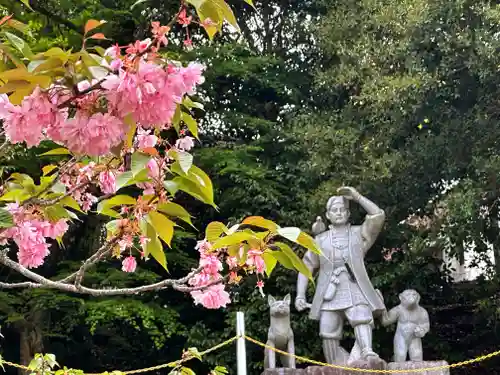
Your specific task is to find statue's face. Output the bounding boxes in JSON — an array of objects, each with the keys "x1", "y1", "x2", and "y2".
[
  {"x1": 400, "y1": 290, "x2": 420, "y2": 308},
  {"x1": 326, "y1": 203, "x2": 350, "y2": 225}
]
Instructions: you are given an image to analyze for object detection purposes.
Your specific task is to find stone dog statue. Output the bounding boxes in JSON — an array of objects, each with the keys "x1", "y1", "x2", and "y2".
[
  {"x1": 381, "y1": 289, "x2": 430, "y2": 362},
  {"x1": 264, "y1": 294, "x2": 296, "y2": 369}
]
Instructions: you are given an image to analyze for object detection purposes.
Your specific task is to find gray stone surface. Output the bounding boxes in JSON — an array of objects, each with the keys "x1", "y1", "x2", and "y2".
[
  {"x1": 261, "y1": 361, "x2": 387, "y2": 375},
  {"x1": 387, "y1": 361, "x2": 450, "y2": 375},
  {"x1": 381, "y1": 290, "x2": 430, "y2": 362},
  {"x1": 295, "y1": 187, "x2": 387, "y2": 364},
  {"x1": 264, "y1": 294, "x2": 295, "y2": 369}
]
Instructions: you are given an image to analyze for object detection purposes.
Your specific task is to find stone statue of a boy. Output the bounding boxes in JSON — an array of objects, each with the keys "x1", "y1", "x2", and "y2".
[{"x1": 295, "y1": 187, "x2": 386, "y2": 365}]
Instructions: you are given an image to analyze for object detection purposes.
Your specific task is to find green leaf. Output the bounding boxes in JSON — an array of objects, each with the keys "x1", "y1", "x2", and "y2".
[
  {"x1": 115, "y1": 171, "x2": 134, "y2": 189},
  {"x1": 181, "y1": 112, "x2": 199, "y2": 139},
  {"x1": 171, "y1": 164, "x2": 214, "y2": 205},
  {"x1": 39, "y1": 148, "x2": 71, "y2": 156},
  {"x1": 147, "y1": 211, "x2": 174, "y2": 247},
  {"x1": 124, "y1": 114, "x2": 137, "y2": 149},
  {"x1": 242, "y1": 216, "x2": 279, "y2": 231},
  {"x1": 173, "y1": 175, "x2": 215, "y2": 207},
  {"x1": 268, "y1": 250, "x2": 295, "y2": 271},
  {"x1": 105, "y1": 220, "x2": 120, "y2": 237},
  {"x1": 262, "y1": 251, "x2": 277, "y2": 277},
  {"x1": 0, "y1": 189, "x2": 30, "y2": 202},
  {"x1": 213, "y1": 366, "x2": 228, "y2": 375},
  {"x1": 42, "y1": 165, "x2": 57, "y2": 176},
  {"x1": 141, "y1": 222, "x2": 167, "y2": 271},
  {"x1": 60, "y1": 196, "x2": 83, "y2": 213},
  {"x1": 44, "y1": 204, "x2": 70, "y2": 221},
  {"x1": 0, "y1": 208, "x2": 14, "y2": 228},
  {"x1": 4, "y1": 31, "x2": 33, "y2": 58},
  {"x1": 297, "y1": 231, "x2": 322, "y2": 254},
  {"x1": 131, "y1": 0, "x2": 149, "y2": 9},
  {"x1": 277, "y1": 227, "x2": 300, "y2": 241},
  {"x1": 186, "y1": 347, "x2": 202, "y2": 361},
  {"x1": 205, "y1": 221, "x2": 228, "y2": 242},
  {"x1": 212, "y1": 232, "x2": 256, "y2": 249},
  {"x1": 163, "y1": 180, "x2": 179, "y2": 196},
  {"x1": 182, "y1": 96, "x2": 204, "y2": 110},
  {"x1": 51, "y1": 182, "x2": 66, "y2": 194},
  {"x1": 20, "y1": 0, "x2": 34, "y2": 11},
  {"x1": 177, "y1": 151, "x2": 193, "y2": 174},
  {"x1": 277, "y1": 227, "x2": 322, "y2": 254},
  {"x1": 274, "y1": 242, "x2": 313, "y2": 280},
  {"x1": 172, "y1": 105, "x2": 181, "y2": 133},
  {"x1": 157, "y1": 201, "x2": 194, "y2": 227},
  {"x1": 131, "y1": 152, "x2": 151, "y2": 176},
  {"x1": 97, "y1": 195, "x2": 136, "y2": 213}
]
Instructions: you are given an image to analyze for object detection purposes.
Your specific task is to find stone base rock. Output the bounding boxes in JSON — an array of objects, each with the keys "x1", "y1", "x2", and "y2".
[
  {"x1": 262, "y1": 359, "x2": 387, "y2": 375},
  {"x1": 262, "y1": 369, "x2": 305, "y2": 375},
  {"x1": 387, "y1": 361, "x2": 450, "y2": 375}
]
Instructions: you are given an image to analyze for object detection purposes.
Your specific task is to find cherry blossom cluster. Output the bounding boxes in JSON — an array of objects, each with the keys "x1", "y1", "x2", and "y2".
[
  {"x1": 0, "y1": 16, "x2": 269, "y2": 309},
  {"x1": 0, "y1": 203, "x2": 68, "y2": 268},
  {"x1": 189, "y1": 240, "x2": 267, "y2": 309},
  {"x1": 0, "y1": 64, "x2": 203, "y2": 156},
  {"x1": 0, "y1": 25, "x2": 201, "y2": 263}
]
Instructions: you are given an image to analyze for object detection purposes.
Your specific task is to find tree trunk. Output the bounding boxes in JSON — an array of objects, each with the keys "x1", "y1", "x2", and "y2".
[{"x1": 18, "y1": 311, "x2": 44, "y2": 375}]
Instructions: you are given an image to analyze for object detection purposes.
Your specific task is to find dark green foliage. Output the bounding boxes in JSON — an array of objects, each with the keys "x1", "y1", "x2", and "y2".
[{"x1": 1, "y1": 0, "x2": 500, "y2": 375}]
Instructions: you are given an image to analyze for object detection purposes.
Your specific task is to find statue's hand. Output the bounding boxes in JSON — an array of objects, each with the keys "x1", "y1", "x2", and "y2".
[
  {"x1": 295, "y1": 297, "x2": 311, "y2": 312},
  {"x1": 337, "y1": 186, "x2": 361, "y2": 201},
  {"x1": 414, "y1": 326, "x2": 426, "y2": 338}
]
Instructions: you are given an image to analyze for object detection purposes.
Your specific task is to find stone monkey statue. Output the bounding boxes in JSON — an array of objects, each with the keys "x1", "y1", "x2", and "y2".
[
  {"x1": 381, "y1": 289, "x2": 430, "y2": 362},
  {"x1": 264, "y1": 294, "x2": 296, "y2": 369}
]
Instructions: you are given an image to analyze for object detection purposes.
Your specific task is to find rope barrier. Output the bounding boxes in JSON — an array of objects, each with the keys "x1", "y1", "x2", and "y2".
[
  {"x1": 244, "y1": 335, "x2": 500, "y2": 373},
  {"x1": 2, "y1": 334, "x2": 500, "y2": 374},
  {"x1": 0, "y1": 336, "x2": 239, "y2": 375}
]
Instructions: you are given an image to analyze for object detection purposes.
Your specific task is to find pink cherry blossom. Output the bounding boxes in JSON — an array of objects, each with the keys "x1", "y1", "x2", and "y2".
[
  {"x1": 181, "y1": 63, "x2": 205, "y2": 94},
  {"x1": 200, "y1": 255, "x2": 223, "y2": 275},
  {"x1": 0, "y1": 88, "x2": 64, "y2": 147},
  {"x1": 62, "y1": 113, "x2": 126, "y2": 156},
  {"x1": 151, "y1": 22, "x2": 169, "y2": 46},
  {"x1": 136, "y1": 127, "x2": 158, "y2": 148},
  {"x1": 15, "y1": 221, "x2": 51, "y2": 269},
  {"x1": 191, "y1": 284, "x2": 231, "y2": 309},
  {"x1": 175, "y1": 136, "x2": 195, "y2": 151},
  {"x1": 102, "y1": 60, "x2": 205, "y2": 129},
  {"x1": 226, "y1": 256, "x2": 238, "y2": 269},
  {"x1": 122, "y1": 256, "x2": 137, "y2": 272},
  {"x1": 146, "y1": 159, "x2": 160, "y2": 179},
  {"x1": 195, "y1": 239, "x2": 212, "y2": 256},
  {"x1": 99, "y1": 170, "x2": 117, "y2": 194},
  {"x1": 247, "y1": 249, "x2": 266, "y2": 274},
  {"x1": 118, "y1": 235, "x2": 134, "y2": 251}
]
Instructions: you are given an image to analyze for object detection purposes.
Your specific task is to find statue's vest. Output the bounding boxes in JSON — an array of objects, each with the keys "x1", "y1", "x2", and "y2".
[{"x1": 309, "y1": 225, "x2": 385, "y2": 321}]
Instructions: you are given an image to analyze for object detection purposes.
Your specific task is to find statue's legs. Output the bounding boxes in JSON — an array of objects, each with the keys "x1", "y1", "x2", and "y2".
[
  {"x1": 345, "y1": 304, "x2": 378, "y2": 359},
  {"x1": 319, "y1": 310, "x2": 349, "y2": 364}
]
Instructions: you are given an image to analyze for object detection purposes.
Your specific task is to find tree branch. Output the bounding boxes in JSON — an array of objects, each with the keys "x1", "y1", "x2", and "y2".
[{"x1": 0, "y1": 252, "x2": 225, "y2": 296}]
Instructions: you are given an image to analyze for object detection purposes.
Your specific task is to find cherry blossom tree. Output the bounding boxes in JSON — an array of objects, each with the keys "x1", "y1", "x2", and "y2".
[{"x1": 0, "y1": 0, "x2": 318, "y2": 314}]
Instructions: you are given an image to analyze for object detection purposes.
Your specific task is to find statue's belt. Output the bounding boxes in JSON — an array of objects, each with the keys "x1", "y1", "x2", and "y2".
[{"x1": 328, "y1": 263, "x2": 356, "y2": 283}]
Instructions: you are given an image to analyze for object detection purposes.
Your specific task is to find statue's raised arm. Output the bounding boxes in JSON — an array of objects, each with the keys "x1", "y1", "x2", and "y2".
[{"x1": 337, "y1": 187, "x2": 385, "y2": 253}]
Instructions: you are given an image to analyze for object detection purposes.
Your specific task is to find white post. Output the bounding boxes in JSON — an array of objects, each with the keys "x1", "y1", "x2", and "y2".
[{"x1": 236, "y1": 311, "x2": 247, "y2": 375}]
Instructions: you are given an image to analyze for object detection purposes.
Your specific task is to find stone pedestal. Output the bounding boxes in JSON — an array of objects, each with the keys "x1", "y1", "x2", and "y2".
[
  {"x1": 387, "y1": 361, "x2": 450, "y2": 375},
  {"x1": 262, "y1": 359, "x2": 386, "y2": 375}
]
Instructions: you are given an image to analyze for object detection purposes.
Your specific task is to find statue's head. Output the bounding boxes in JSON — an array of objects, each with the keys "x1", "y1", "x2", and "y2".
[
  {"x1": 268, "y1": 294, "x2": 291, "y2": 316},
  {"x1": 326, "y1": 196, "x2": 350, "y2": 226},
  {"x1": 399, "y1": 289, "x2": 420, "y2": 309}
]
